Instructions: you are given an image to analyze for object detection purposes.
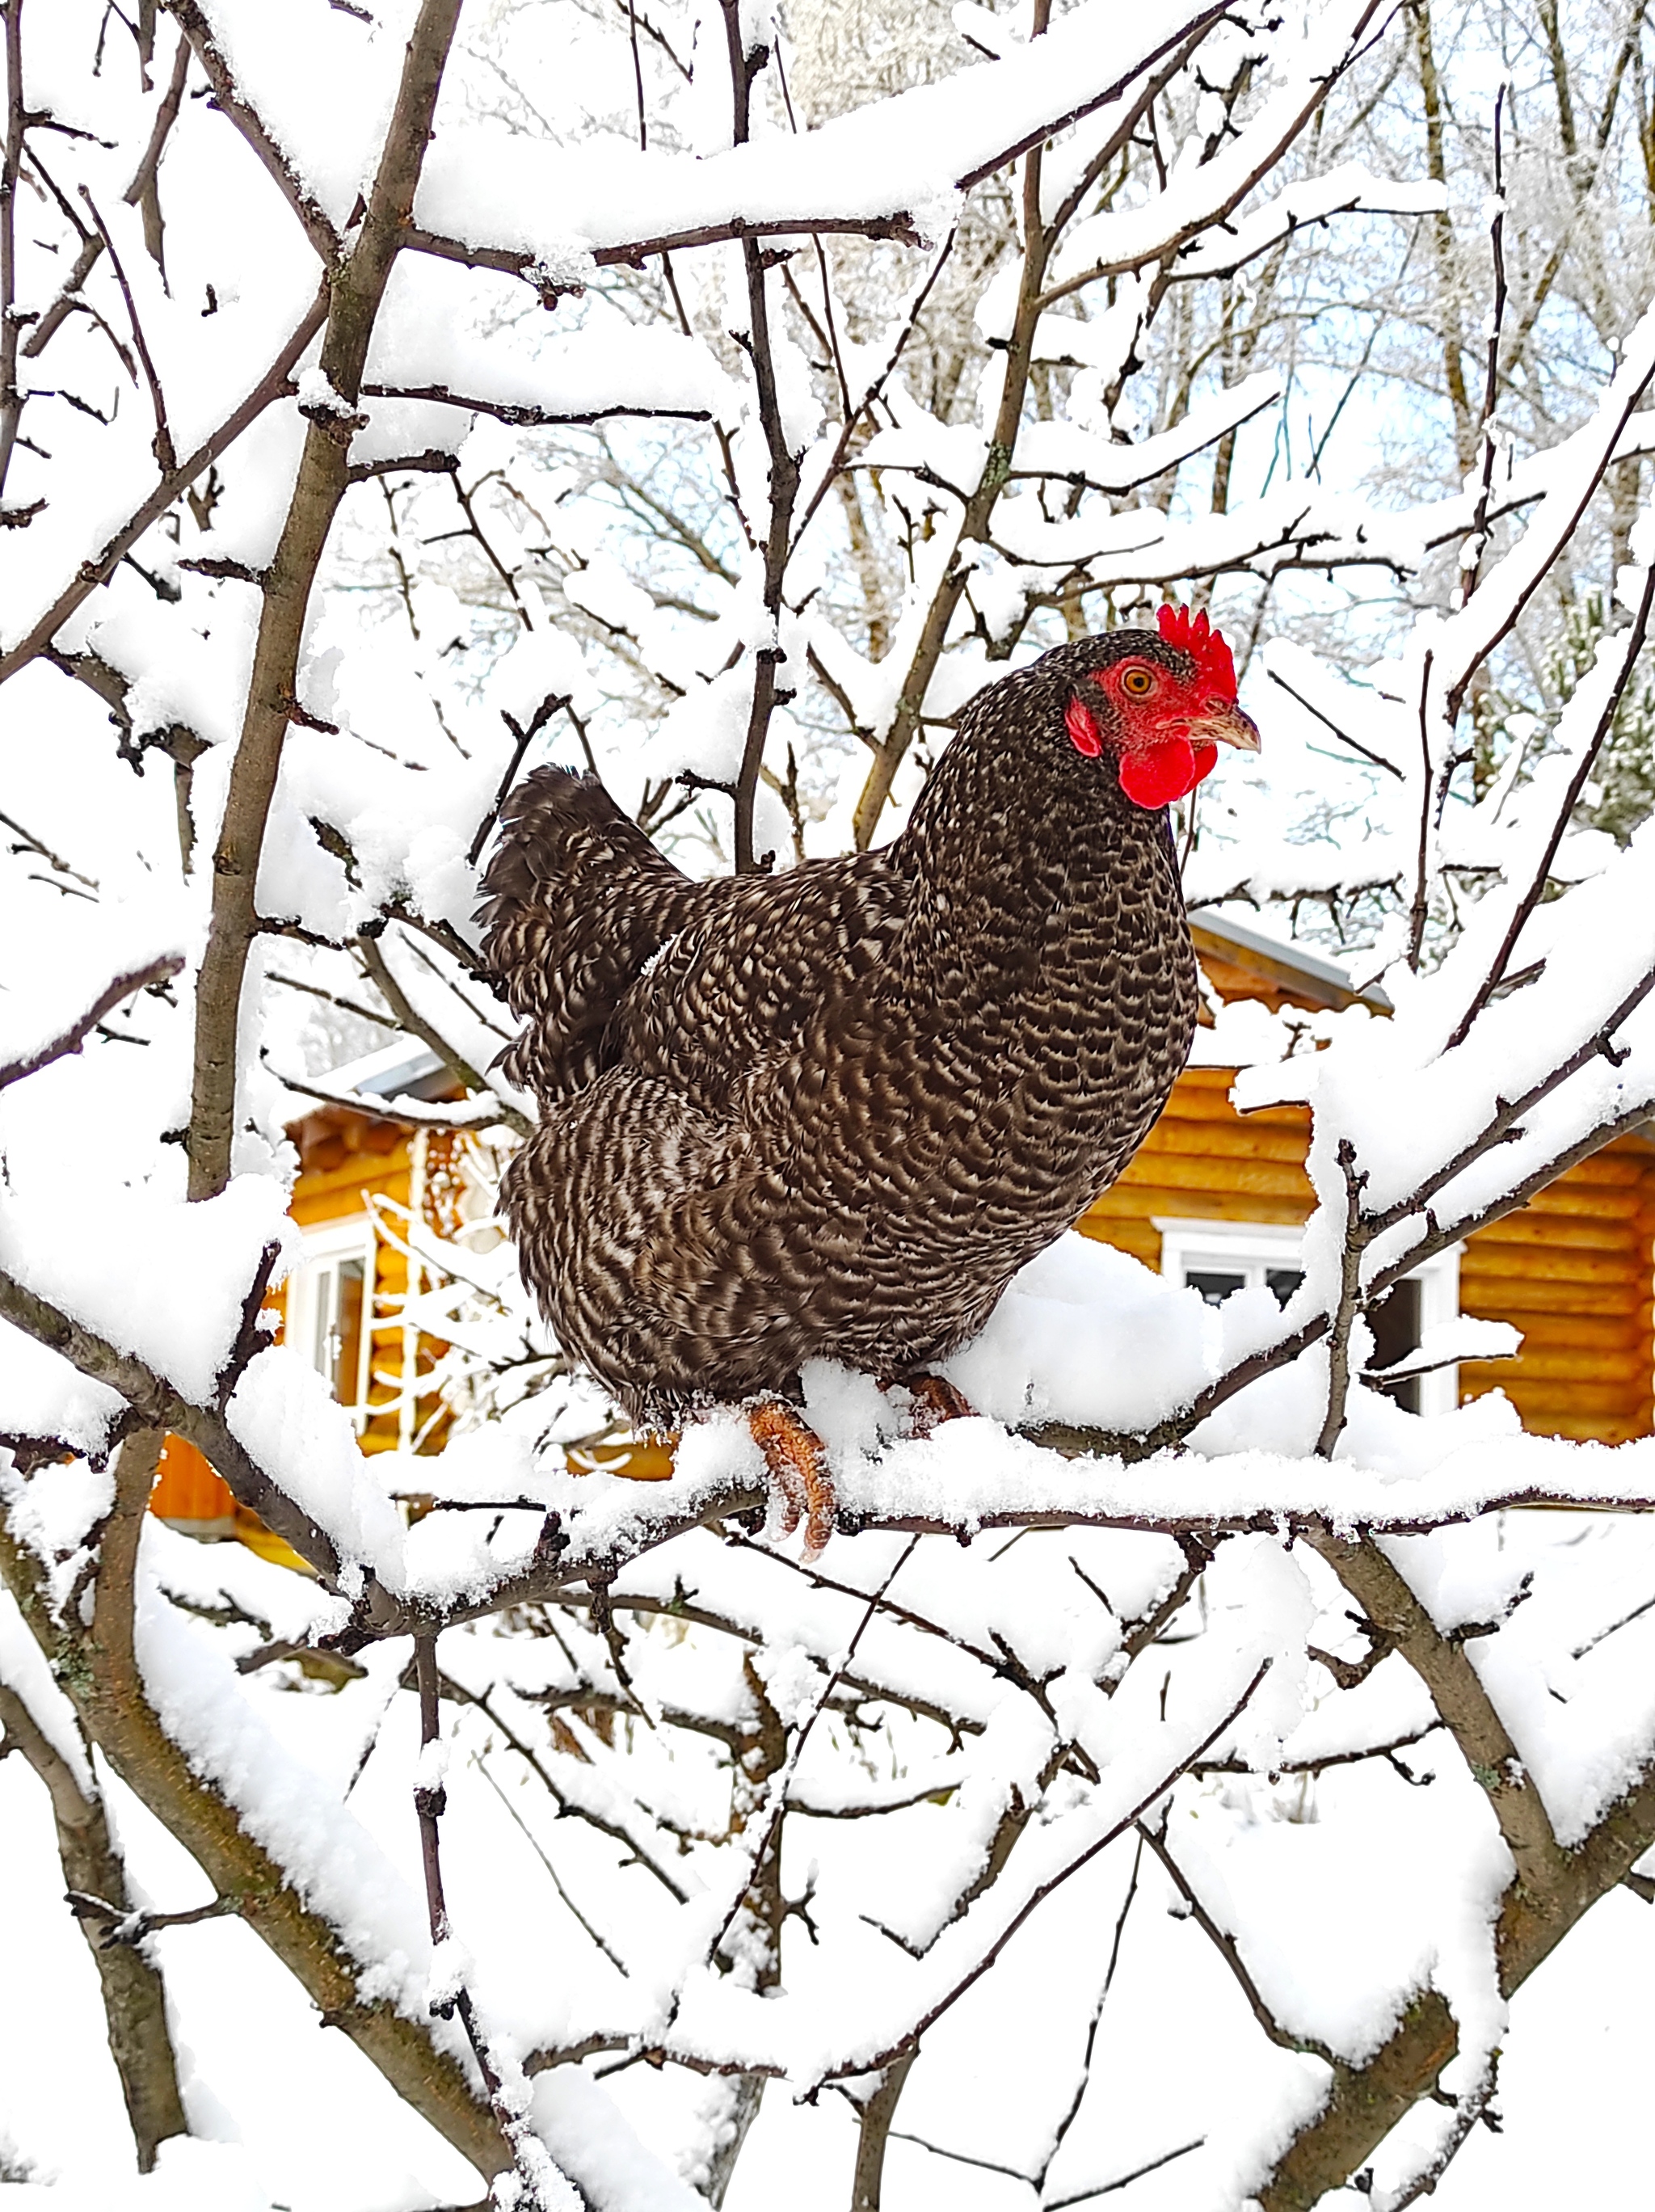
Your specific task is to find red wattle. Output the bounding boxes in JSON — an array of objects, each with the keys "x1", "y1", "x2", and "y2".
[
  {"x1": 1118, "y1": 737, "x2": 1219, "y2": 808},
  {"x1": 1065, "y1": 697, "x2": 1103, "y2": 757}
]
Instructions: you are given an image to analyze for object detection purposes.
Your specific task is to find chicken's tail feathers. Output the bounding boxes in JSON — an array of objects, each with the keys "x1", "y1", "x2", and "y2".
[{"x1": 477, "y1": 767, "x2": 705, "y2": 1103}]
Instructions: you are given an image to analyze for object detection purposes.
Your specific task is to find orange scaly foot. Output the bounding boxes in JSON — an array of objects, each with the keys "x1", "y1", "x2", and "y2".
[
  {"x1": 905, "y1": 1372, "x2": 977, "y2": 1436},
  {"x1": 748, "y1": 1399, "x2": 837, "y2": 1563}
]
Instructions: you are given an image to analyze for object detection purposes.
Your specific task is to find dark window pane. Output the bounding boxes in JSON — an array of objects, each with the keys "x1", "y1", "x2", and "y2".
[
  {"x1": 1370, "y1": 1278, "x2": 1423, "y2": 1414},
  {"x1": 1186, "y1": 1270, "x2": 1246, "y2": 1306},
  {"x1": 1265, "y1": 1267, "x2": 1303, "y2": 1308}
]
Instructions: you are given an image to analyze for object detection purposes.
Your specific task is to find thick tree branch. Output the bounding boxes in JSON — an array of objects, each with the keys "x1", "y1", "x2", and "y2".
[
  {"x1": 0, "y1": 1438, "x2": 512, "y2": 2188},
  {"x1": 0, "y1": 1675, "x2": 188, "y2": 2169},
  {"x1": 0, "y1": 1263, "x2": 342, "y2": 1578},
  {"x1": 187, "y1": 0, "x2": 464, "y2": 1200},
  {"x1": 849, "y1": 2055, "x2": 915, "y2": 2212},
  {"x1": 1257, "y1": 1725, "x2": 1655, "y2": 2210}
]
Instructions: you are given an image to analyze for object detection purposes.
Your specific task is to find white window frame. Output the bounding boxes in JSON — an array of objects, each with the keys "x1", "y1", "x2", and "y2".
[
  {"x1": 284, "y1": 1216, "x2": 377, "y2": 1430},
  {"x1": 1153, "y1": 1217, "x2": 1463, "y2": 1417}
]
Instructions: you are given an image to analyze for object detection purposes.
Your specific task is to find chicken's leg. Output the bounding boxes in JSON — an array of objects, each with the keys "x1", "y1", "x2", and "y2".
[
  {"x1": 748, "y1": 1400, "x2": 836, "y2": 1562},
  {"x1": 904, "y1": 1372, "x2": 977, "y2": 1435}
]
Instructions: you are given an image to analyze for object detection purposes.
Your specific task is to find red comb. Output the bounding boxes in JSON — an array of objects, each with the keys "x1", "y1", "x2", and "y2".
[{"x1": 1157, "y1": 601, "x2": 1236, "y2": 697}]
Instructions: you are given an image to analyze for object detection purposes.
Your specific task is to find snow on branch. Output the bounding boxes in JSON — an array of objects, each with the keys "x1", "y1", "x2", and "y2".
[
  {"x1": 410, "y1": 1, "x2": 1233, "y2": 271},
  {"x1": 0, "y1": 952, "x2": 182, "y2": 1093}
]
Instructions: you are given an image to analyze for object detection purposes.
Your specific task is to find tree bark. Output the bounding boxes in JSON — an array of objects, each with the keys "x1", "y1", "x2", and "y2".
[
  {"x1": 1257, "y1": 1530, "x2": 1655, "y2": 2208},
  {"x1": 849, "y1": 2056, "x2": 915, "y2": 2211},
  {"x1": 187, "y1": 0, "x2": 465, "y2": 1200},
  {"x1": 0, "y1": 1431, "x2": 511, "y2": 2187},
  {"x1": 0, "y1": 1680, "x2": 188, "y2": 2170}
]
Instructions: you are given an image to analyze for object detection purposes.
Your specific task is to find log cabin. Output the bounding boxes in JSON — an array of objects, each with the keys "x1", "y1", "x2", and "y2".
[{"x1": 150, "y1": 914, "x2": 1655, "y2": 1552}]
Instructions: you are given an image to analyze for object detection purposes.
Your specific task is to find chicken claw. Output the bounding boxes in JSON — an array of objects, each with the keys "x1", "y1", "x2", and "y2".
[
  {"x1": 904, "y1": 1373, "x2": 977, "y2": 1435},
  {"x1": 748, "y1": 1400, "x2": 836, "y2": 1562}
]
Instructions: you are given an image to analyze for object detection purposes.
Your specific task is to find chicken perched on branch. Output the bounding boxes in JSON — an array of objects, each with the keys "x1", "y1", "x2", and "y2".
[{"x1": 481, "y1": 609, "x2": 1260, "y2": 1553}]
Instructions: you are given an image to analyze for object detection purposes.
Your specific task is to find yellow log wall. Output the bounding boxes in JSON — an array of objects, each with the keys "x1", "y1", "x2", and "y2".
[
  {"x1": 1078, "y1": 1068, "x2": 1655, "y2": 1446},
  {"x1": 151, "y1": 1110, "x2": 445, "y2": 1527}
]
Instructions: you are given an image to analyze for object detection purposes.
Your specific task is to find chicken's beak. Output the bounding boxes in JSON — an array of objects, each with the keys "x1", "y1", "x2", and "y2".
[{"x1": 1198, "y1": 700, "x2": 1261, "y2": 752}]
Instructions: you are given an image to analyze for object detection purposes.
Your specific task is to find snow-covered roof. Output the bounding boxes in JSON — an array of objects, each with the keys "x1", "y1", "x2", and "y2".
[
  {"x1": 318, "y1": 1039, "x2": 448, "y2": 1102},
  {"x1": 1189, "y1": 905, "x2": 1392, "y2": 1012}
]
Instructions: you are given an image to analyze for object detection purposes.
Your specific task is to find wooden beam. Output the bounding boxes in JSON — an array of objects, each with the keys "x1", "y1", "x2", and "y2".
[
  {"x1": 1459, "y1": 1246, "x2": 1645, "y2": 1287},
  {"x1": 1462, "y1": 1282, "x2": 1647, "y2": 1317},
  {"x1": 1463, "y1": 1348, "x2": 1647, "y2": 1384},
  {"x1": 1113, "y1": 1154, "x2": 1315, "y2": 1199},
  {"x1": 1484, "y1": 1314, "x2": 1644, "y2": 1350},
  {"x1": 1083, "y1": 1186, "x2": 1315, "y2": 1227},
  {"x1": 1137, "y1": 1120, "x2": 1312, "y2": 1165},
  {"x1": 1467, "y1": 1213, "x2": 1639, "y2": 1253}
]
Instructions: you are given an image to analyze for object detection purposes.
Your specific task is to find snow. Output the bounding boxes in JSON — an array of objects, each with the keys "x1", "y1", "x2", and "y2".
[
  {"x1": 0, "y1": 1177, "x2": 292, "y2": 1409},
  {"x1": 367, "y1": 260, "x2": 744, "y2": 429},
  {"x1": 133, "y1": 1527, "x2": 446, "y2": 2027},
  {"x1": 415, "y1": 2, "x2": 1223, "y2": 260},
  {"x1": 0, "y1": 1582, "x2": 95, "y2": 1791},
  {"x1": 6, "y1": 2, "x2": 1655, "y2": 2206}
]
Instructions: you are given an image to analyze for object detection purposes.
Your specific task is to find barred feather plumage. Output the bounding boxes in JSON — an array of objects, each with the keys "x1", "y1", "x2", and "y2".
[{"x1": 480, "y1": 631, "x2": 1213, "y2": 1426}]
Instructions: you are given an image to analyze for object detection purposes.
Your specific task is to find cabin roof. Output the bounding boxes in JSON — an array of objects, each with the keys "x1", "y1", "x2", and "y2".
[
  {"x1": 322, "y1": 1037, "x2": 448, "y2": 1100},
  {"x1": 1187, "y1": 907, "x2": 1392, "y2": 1013}
]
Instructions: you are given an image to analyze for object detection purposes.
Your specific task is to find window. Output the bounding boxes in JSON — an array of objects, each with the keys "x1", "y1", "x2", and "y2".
[
  {"x1": 1154, "y1": 1218, "x2": 1462, "y2": 1417},
  {"x1": 284, "y1": 1218, "x2": 376, "y2": 1426}
]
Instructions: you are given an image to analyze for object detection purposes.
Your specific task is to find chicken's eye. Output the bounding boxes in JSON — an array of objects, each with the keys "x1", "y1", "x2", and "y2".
[{"x1": 1122, "y1": 667, "x2": 1154, "y2": 697}]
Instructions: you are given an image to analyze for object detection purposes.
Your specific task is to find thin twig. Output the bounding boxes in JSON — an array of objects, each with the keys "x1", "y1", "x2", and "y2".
[
  {"x1": 0, "y1": 805, "x2": 99, "y2": 887},
  {"x1": 0, "y1": 280, "x2": 331, "y2": 685},
  {"x1": 1407, "y1": 650, "x2": 1434, "y2": 971},
  {"x1": 623, "y1": 0, "x2": 646, "y2": 149},
  {"x1": 1381, "y1": 2062, "x2": 1500, "y2": 2210},
  {"x1": 76, "y1": 186, "x2": 175, "y2": 471},
  {"x1": 1315, "y1": 1140, "x2": 1370, "y2": 1459},
  {"x1": 66, "y1": 1889, "x2": 241, "y2": 1946},
  {"x1": 1455, "y1": 86, "x2": 1509, "y2": 606},
  {"x1": 412, "y1": 1637, "x2": 558, "y2": 2205},
  {"x1": 1265, "y1": 668, "x2": 1403, "y2": 779},
  {"x1": 0, "y1": 0, "x2": 27, "y2": 499},
  {"x1": 1446, "y1": 561, "x2": 1655, "y2": 1047},
  {"x1": 1033, "y1": 1835, "x2": 1144, "y2": 2188},
  {"x1": 1139, "y1": 1818, "x2": 1336, "y2": 2061}
]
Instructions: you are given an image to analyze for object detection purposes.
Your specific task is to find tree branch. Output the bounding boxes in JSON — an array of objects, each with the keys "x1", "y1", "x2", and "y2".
[
  {"x1": 0, "y1": 0, "x2": 28, "y2": 500},
  {"x1": 0, "y1": 280, "x2": 330, "y2": 685},
  {"x1": 187, "y1": 0, "x2": 465, "y2": 1200},
  {"x1": 0, "y1": 954, "x2": 182, "y2": 1092},
  {"x1": 0, "y1": 1440, "x2": 512, "y2": 2187},
  {"x1": 849, "y1": 2054, "x2": 915, "y2": 2212},
  {"x1": 157, "y1": 0, "x2": 342, "y2": 261},
  {"x1": 0, "y1": 1264, "x2": 343, "y2": 1578},
  {"x1": 0, "y1": 1674, "x2": 188, "y2": 2169},
  {"x1": 1307, "y1": 1533, "x2": 1563, "y2": 1892}
]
